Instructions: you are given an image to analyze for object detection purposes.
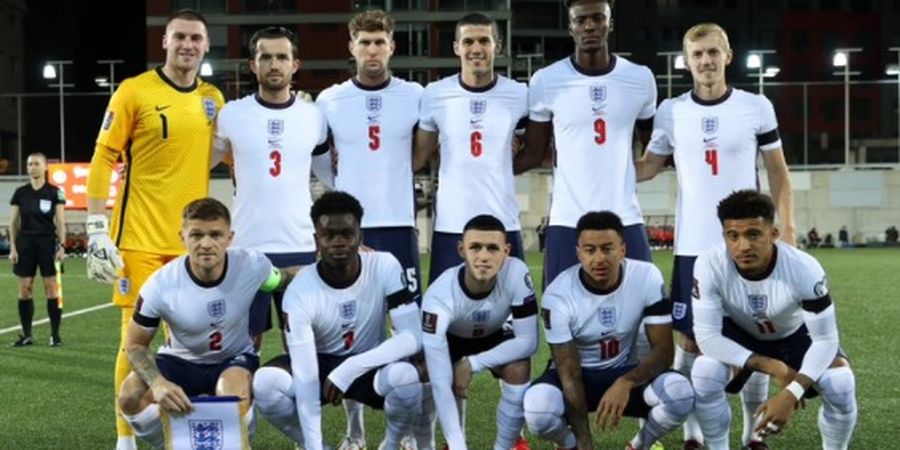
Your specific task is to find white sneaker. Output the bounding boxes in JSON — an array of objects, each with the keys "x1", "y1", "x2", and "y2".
[
  {"x1": 115, "y1": 436, "x2": 137, "y2": 450},
  {"x1": 337, "y1": 436, "x2": 367, "y2": 450}
]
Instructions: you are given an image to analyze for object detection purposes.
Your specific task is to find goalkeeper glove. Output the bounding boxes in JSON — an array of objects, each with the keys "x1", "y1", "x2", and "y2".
[{"x1": 86, "y1": 214, "x2": 124, "y2": 284}]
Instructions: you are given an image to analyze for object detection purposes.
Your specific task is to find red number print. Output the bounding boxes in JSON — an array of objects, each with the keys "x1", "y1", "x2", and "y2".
[
  {"x1": 705, "y1": 149, "x2": 719, "y2": 176},
  {"x1": 470, "y1": 131, "x2": 483, "y2": 157},
  {"x1": 269, "y1": 150, "x2": 282, "y2": 177},
  {"x1": 342, "y1": 330, "x2": 355, "y2": 350},
  {"x1": 209, "y1": 331, "x2": 223, "y2": 351},
  {"x1": 368, "y1": 125, "x2": 381, "y2": 151},
  {"x1": 593, "y1": 118, "x2": 606, "y2": 145},
  {"x1": 599, "y1": 337, "x2": 620, "y2": 359}
]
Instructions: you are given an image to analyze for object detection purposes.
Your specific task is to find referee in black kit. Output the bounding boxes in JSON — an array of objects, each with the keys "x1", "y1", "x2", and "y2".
[{"x1": 9, "y1": 153, "x2": 66, "y2": 347}]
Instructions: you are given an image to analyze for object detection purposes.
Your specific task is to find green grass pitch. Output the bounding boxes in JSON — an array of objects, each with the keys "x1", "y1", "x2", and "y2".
[{"x1": 0, "y1": 249, "x2": 895, "y2": 449}]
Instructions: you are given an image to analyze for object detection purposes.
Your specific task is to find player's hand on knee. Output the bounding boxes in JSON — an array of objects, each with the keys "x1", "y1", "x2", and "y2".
[
  {"x1": 595, "y1": 378, "x2": 632, "y2": 431},
  {"x1": 86, "y1": 214, "x2": 124, "y2": 283},
  {"x1": 151, "y1": 377, "x2": 193, "y2": 413},
  {"x1": 754, "y1": 390, "x2": 797, "y2": 437}
]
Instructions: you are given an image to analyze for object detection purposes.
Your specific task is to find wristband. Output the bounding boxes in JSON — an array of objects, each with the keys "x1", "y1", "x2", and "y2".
[{"x1": 785, "y1": 381, "x2": 805, "y2": 401}]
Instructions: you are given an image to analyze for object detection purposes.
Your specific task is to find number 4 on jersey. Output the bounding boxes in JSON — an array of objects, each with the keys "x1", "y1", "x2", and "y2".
[{"x1": 705, "y1": 149, "x2": 719, "y2": 176}]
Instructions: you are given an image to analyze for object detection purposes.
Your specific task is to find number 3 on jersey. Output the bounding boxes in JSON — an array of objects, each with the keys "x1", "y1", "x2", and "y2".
[
  {"x1": 269, "y1": 150, "x2": 282, "y2": 177},
  {"x1": 593, "y1": 118, "x2": 606, "y2": 145}
]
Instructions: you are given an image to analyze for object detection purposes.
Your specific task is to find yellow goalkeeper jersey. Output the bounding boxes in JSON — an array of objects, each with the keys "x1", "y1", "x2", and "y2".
[{"x1": 89, "y1": 67, "x2": 225, "y2": 255}]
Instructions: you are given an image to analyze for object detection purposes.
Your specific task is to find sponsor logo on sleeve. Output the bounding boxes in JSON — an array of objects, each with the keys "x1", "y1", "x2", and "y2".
[
  {"x1": 422, "y1": 311, "x2": 438, "y2": 334},
  {"x1": 814, "y1": 277, "x2": 829, "y2": 297},
  {"x1": 541, "y1": 307, "x2": 551, "y2": 329},
  {"x1": 102, "y1": 110, "x2": 115, "y2": 130}
]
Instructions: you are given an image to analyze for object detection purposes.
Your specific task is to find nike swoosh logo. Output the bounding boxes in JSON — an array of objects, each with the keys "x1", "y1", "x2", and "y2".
[
  {"x1": 155, "y1": 105, "x2": 171, "y2": 112},
  {"x1": 470, "y1": 118, "x2": 482, "y2": 124},
  {"x1": 703, "y1": 137, "x2": 717, "y2": 143}
]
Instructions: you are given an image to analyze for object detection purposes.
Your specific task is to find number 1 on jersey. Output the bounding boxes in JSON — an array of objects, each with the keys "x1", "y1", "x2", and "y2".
[
  {"x1": 705, "y1": 149, "x2": 719, "y2": 175},
  {"x1": 369, "y1": 125, "x2": 381, "y2": 151}
]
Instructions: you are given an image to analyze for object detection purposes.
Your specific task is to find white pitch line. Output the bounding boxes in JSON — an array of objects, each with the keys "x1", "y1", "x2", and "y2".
[{"x1": 0, "y1": 303, "x2": 113, "y2": 335}]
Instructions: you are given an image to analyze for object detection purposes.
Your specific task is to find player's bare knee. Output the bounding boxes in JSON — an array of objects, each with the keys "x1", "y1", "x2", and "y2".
[
  {"x1": 499, "y1": 359, "x2": 530, "y2": 385},
  {"x1": 118, "y1": 373, "x2": 149, "y2": 414},
  {"x1": 216, "y1": 366, "x2": 253, "y2": 401}
]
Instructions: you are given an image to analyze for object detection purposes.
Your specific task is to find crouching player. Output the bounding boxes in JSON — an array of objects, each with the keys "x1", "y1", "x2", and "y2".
[
  {"x1": 524, "y1": 211, "x2": 694, "y2": 450},
  {"x1": 422, "y1": 214, "x2": 538, "y2": 450},
  {"x1": 117, "y1": 198, "x2": 297, "y2": 448},
  {"x1": 692, "y1": 190, "x2": 857, "y2": 449},
  {"x1": 252, "y1": 192, "x2": 423, "y2": 450}
]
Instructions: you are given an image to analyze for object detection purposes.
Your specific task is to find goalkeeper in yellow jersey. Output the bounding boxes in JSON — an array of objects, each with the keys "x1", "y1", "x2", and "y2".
[{"x1": 85, "y1": 9, "x2": 224, "y2": 450}]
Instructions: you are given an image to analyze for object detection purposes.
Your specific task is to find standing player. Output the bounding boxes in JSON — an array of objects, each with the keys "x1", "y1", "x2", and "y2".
[
  {"x1": 422, "y1": 215, "x2": 538, "y2": 450},
  {"x1": 414, "y1": 12, "x2": 528, "y2": 283},
  {"x1": 8, "y1": 153, "x2": 66, "y2": 347},
  {"x1": 316, "y1": 14, "x2": 423, "y2": 446},
  {"x1": 252, "y1": 192, "x2": 423, "y2": 450},
  {"x1": 515, "y1": 0, "x2": 657, "y2": 288},
  {"x1": 84, "y1": 10, "x2": 225, "y2": 449},
  {"x1": 213, "y1": 26, "x2": 330, "y2": 350},
  {"x1": 691, "y1": 190, "x2": 856, "y2": 450},
  {"x1": 637, "y1": 23, "x2": 796, "y2": 449},
  {"x1": 117, "y1": 198, "x2": 297, "y2": 448},
  {"x1": 523, "y1": 211, "x2": 694, "y2": 450}
]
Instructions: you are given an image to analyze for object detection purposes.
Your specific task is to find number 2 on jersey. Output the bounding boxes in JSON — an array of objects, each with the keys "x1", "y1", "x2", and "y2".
[
  {"x1": 705, "y1": 149, "x2": 719, "y2": 175},
  {"x1": 342, "y1": 330, "x2": 355, "y2": 350},
  {"x1": 593, "y1": 118, "x2": 606, "y2": 145},
  {"x1": 269, "y1": 150, "x2": 282, "y2": 177},
  {"x1": 209, "y1": 330, "x2": 223, "y2": 351},
  {"x1": 369, "y1": 125, "x2": 381, "y2": 151}
]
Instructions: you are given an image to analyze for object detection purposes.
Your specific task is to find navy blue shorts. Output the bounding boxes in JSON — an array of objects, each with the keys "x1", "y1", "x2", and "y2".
[
  {"x1": 249, "y1": 251, "x2": 317, "y2": 336},
  {"x1": 543, "y1": 224, "x2": 652, "y2": 289},
  {"x1": 363, "y1": 226, "x2": 421, "y2": 298},
  {"x1": 265, "y1": 353, "x2": 385, "y2": 409},
  {"x1": 720, "y1": 319, "x2": 846, "y2": 398},
  {"x1": 428, "y1": 230, "x2": 524, "y2": 284},
  {"x1": 447, "y1": 328, "x2": 514, "y2": 378},
  {"x1": 532, "y1": 364, "x2": 652, "y2": 418},
  {"x1": 156, "y1": 352, "x2": 259, "y2": 397},
  {"x1": 670, "y1": 255, "x2": 698, "y2": 335}
]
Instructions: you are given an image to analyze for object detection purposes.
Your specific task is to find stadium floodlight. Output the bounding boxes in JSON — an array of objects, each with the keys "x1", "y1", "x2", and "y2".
[
  {"x1": 833, "y1": 48, "x2": 862, "y2": 166},
  {"x1": 97, "y1": 60, "x2": 123, "y2": 94},
  {"x1": 765, "y1": 67, "x2": 780, "y2": 77},
  {"x1": 42, "y1": 60, "x2": 73, "y2": 163},
  {"x1": 674, "y1": 55, "x2": 685, "y2": 70},
  {"x1": 746, "y1": 50, "x2": 775, "y2": 94},
  {"x1": 200, "y1": 62, "x2": 213, "y2": 77},
  {"x1": 657, "y1": 51, "x2": 684, "y2": 98}
]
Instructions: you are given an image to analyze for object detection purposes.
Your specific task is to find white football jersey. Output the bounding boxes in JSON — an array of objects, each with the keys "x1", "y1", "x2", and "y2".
[
  {"x1": 422, "y1": 257, "x2": 536, "y2": 339},
  {"x1": 215, "y1": 94, "x2": 327, "y2": 253},
  {"x1": 282, "y1": 251, "x2": 408, "y2": 355},
  {"x1": 317, "y1": 77, "x2": 423, "y2": 228},
  {"x1": 693, "y1": 241, "x2": 828, "y2": 341},
  {"x1": 648, "y1": 88, "x2": 782, "y2": 256},
  {"x1": 137, "y1": 248, "x2": 273, "y2": 363},
  {"x1": 542, "y1": 259, "x2": 670, "y2": 369},
  {"x1": 529, "y1": 55, "x2": 656, "y2": 228},
  {"x1": 420, "y1": 75, "x2": 527, "y2": 233}
]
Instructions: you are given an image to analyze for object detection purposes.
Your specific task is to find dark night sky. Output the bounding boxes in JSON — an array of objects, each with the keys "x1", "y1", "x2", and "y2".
[{"x1": 22, "y1": 1, "x2": 146, "y2": 164}]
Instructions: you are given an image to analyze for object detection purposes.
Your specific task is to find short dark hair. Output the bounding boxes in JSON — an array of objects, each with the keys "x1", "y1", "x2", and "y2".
[
  {"x1": 576, "y1": 211, "x2": 624, "y2": 238},
  {"x1": 349, "y1": 9, "x2": 395, "y2": 38},
  {"x1": 717, "y1": 190, "x2": 775, "y2": 224},
  {"x1": 311, "y1": 191, "x2": 364, "y2": 225},
  {"x1": 463, "y1": 214, "x2": 507, "y2": 235},
  {"x1": 183, "y1": 197, "x2": 230, "y2": 225},
  {"x1": 166, "y1": 9, "x2": 208, "y2": 29},
  {"x1": 248, "y1": 26, "x2": 300, "y2": 59},
  {"x1": 455, "y1": 12, "x2": 500, "y2": 42},
  {"x1": 563, "y1": 0, "x2": 614, "y2": 10}
]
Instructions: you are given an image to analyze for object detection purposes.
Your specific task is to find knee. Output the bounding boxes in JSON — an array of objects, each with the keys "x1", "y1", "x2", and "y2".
[
  {"x1": 650, "y1": 372, "x2": 695, "y2": 418},
  {"x1": 252, "y1": 366, "x2": 292, "y2": 409},
  {"x1": 44, "y1": 279, "x2": 58, "y2": 298},
  {"x1": 818, "y1": 366, "x2": 857, "y2": 413},
  {"x1": 499, "y1": 359, "x2": 531, "y2": 385},
  {"x1": 118, "y1": 374, "x2": 147, "y2": 415},
  {"x1": 523, "y1": 383, "x2": 564, "y2": 436},
  {"x1": 18, "y1": 280, "x2": 33, "y2": 297},
  {"x1": 379, "y1": 362, "x2": 422, "y2": 403},
  {"x1": 691, "y1": 356, "x2": 729, "y2": 400}
]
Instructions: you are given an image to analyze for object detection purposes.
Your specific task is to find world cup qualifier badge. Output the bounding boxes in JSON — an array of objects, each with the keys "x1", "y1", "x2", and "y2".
[{"x1": 422, "y1": 311, "x2": 438, "y2": 334}]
